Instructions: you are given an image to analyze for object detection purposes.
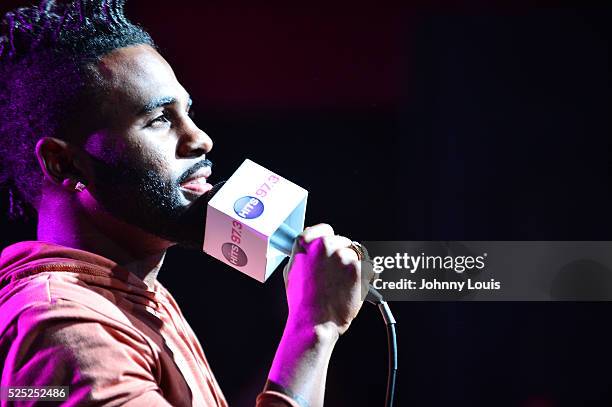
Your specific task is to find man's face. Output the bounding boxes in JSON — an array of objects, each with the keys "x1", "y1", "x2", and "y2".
[{"x1": 82, "y1": 45, "x2": 215, "y2": 248}]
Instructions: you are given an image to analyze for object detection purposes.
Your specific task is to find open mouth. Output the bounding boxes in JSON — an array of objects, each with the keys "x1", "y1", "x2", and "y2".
[
  {"x1": 179, "y1": 167, "x2": 213, "y2": 195},
  {"x1": 179, "y1": 177, "x2": 213, "y2": 195}
]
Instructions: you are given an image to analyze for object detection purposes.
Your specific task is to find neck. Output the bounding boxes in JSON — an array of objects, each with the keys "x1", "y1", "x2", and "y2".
[{"x1": 37, "y1": 185, "x2": 171, "y2": 289}]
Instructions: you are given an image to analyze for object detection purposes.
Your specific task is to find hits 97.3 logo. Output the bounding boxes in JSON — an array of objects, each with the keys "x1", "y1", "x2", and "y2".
[{"x1": 234, "y1": 196, "x2": 265, "y2": 219}]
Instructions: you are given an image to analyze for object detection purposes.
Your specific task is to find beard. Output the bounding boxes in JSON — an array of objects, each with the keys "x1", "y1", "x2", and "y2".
[{"x1": 89, "y1": 154, "x2": 213, "y2": 249}]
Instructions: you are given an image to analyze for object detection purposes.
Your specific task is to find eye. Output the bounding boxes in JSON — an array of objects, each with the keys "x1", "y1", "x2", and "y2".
[{"x1": 148, "y1": 112, "x2": 171, "y2": 128}]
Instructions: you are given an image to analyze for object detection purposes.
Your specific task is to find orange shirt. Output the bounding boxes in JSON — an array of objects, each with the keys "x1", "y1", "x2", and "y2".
[{"x1": 0, "y1": 241, "x2": 298, "y2": 406}]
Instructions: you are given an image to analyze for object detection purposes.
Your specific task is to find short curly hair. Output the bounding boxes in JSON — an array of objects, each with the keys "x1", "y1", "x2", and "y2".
[{"x1": 0, "y1": 0, "x2": 154, "y2": 219}]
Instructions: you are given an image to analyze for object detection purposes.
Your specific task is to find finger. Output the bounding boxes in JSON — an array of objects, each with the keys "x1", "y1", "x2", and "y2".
[
  {"x1": 335, "y1": 246, "x2": 360, "y2": 264},
  {"x1": 333, "y1": 248, "x2": 362, "y2": 285},
  {"x1": 320, "y1": 235, "x2": 353, "y2": 257},
  {"x1": 300, "y1": 223, "x2": 335, "y2": 244}
]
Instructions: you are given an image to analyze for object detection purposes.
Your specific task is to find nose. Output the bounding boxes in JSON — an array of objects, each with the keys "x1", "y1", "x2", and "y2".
[{"x1": 176, "y1": 121, "x2": 213, "y2": 159}]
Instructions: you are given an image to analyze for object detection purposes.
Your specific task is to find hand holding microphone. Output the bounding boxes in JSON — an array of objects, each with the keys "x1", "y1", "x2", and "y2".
[
  {"x1": 283, "y1": 223, "x2": 375, "y2": 338},
  {"x1": 202, "y1": 159, "x2": 382, "y2": 304},
  {"x1": 201, "y1": 159, "x2": 396, "y2": 406}
]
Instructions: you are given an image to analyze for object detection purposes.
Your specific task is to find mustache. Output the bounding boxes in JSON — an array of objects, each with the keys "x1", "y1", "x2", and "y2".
[{"x1": 176, "y1": 159, "x2": 213, "y2": 185}]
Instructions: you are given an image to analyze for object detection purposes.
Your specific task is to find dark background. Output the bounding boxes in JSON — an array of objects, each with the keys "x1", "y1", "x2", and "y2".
[{"x1": 1, "y1": 1, "x2": 611, "y2": 406}]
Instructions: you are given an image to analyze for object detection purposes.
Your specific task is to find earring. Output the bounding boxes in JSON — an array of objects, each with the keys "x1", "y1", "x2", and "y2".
[{"x1": 74, "y1": 181, "x2": 86, "y2": 192}]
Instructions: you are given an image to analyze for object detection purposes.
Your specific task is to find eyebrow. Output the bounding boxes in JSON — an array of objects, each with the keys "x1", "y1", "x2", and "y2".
[{"x1": 138, "y1": 95, "x2": 193, "y2": 115}]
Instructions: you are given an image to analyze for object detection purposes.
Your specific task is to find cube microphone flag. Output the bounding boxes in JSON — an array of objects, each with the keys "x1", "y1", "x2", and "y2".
[
  {"x1": 200, "y1": 159, "x2": 397, "y2": 407},
  {"x1": 203, "y1": 159, "x2": 308, "y2": 282}
]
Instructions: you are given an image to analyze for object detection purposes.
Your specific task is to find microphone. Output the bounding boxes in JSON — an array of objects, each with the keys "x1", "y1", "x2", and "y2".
[
  {"x1": 202, "y1": 159, "x2": 384, "y2": 304},
  {"x1": 203, "y1": 160, "x2": 397, "y2": 406},
  {"x1": 267, "y1": 222, "x2": 385, "y2": 304}
]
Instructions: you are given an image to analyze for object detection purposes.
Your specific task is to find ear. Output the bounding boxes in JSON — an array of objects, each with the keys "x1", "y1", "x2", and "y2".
[{"x1": 35, "y1": 137, "x2": 88, "y2": 190}]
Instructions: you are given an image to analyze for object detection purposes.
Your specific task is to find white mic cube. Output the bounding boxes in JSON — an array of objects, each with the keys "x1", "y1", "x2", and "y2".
[{"x1": 203, "y1": 159, "x2": 308, "y2": 282}]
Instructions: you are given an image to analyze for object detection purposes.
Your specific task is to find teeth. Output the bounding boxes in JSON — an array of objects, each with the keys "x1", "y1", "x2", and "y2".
[{"x1": 186, "y1": 177, "x2": 206, "y2": 186}]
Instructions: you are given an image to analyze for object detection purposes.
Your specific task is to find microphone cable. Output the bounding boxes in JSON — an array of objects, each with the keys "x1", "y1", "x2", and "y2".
[{"x1": 366, "y1": 286, "x2": 398, "y2": 407}]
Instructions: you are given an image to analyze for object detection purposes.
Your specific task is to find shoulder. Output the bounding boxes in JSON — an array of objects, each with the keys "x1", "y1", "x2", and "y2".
[
  {"x1": 0, "y1": 273, "x2": 158, "y2": 375},
  {"x1": 1, "y1": 294, "x2": 157, "y2": 368},
  {"x1": 1, "y1": 272, "x2": 142, "y2": 330},
  {"x1": 0, "y1": 294, "x2": 162, "y2": 404}
]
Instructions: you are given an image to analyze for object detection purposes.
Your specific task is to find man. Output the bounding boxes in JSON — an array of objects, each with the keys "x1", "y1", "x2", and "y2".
[{"x1": 0, "y1": 1, "x2": 372, "y2": 406}]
